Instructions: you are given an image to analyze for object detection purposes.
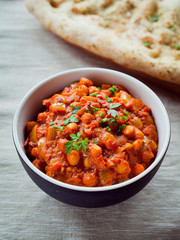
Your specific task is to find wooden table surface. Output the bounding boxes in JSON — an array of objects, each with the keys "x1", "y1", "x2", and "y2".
[{"x1": 1, "y1": 1, "x2": 180, "y2": 239}]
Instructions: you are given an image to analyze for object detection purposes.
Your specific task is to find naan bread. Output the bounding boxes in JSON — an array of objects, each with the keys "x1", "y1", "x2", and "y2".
[{"x1": 25, "y1": 0, "x2": 180, "y2": 85}]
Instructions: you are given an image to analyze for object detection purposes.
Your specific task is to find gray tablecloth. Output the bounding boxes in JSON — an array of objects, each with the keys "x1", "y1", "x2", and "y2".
[{"x1": 1, "y1": 1, "x2": 180, "y2": 239}]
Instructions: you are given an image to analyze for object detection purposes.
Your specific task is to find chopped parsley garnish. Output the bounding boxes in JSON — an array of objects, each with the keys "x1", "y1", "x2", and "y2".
[
  {"x1": 105, "y1": 96, "x2": 112, "y2": 102},
  {"x1": 106, "y1": 126, "x2": 111, "y2": 132},
  {"x1": 108, "y1": 86, "x2": 118, "y2": 95},
  {"x1": 93, "y1": 107, "x2": 99, "y2": 112},
  {"x1": 86, "y1": 108, "x2": 91, "y2": 113},
  {"x1": 108, "y1": 109, "x2": 119, "y2": 118},
  {"x1": 100, "y1": 112, "x2": 104, "y2": 118},
  {"x1": 97, "y1": 87, "x2": 101, "y2": 91},
  {"x1": 176, "y1": 44, "x2": 180, "y2": 50},
  {"x1": 169, "y1": 25, "x2": 175, "y2": 30},
  {"x1": 122, "y1": 116, "x2": 128, "y2": 120},
  {"x1": 100, "y1": 118, "x2": 117, "y2": 126},
  {"x1": 64, "y1": 114, "x2": 79, "y2": 126},
  {"x1": 64, "y1": 132, "x2": 88, "y2": 154},
  {"x1": 151, "y1": 16, "x2": 159, "y2": 22},
  {"x1": 143, "y1": 41, "x2": 150, "y2": 47},
  {"x1": 72, "y1": 106, "x2": 81, "y2": 114},
  {"x1": 125, "y1": 111, "x2": 129, "y2": 115},
  {"x1": 90, "y1": 92, "x2": 98, "y2": 96},
  {"x1": 117, "y1": 124, "x2": 127, "y2": 133},
  {"x1": 49, "y1": 122, "x2": 55, "y2": 126},
  {"x1": 109, "y1": 103, "x2": 121, "y2": 109}
]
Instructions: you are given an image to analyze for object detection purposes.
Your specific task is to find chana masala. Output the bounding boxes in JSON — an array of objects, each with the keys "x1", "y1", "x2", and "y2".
[{"x1": 24, "y1": 78, "x2": 158, "y2": 187}]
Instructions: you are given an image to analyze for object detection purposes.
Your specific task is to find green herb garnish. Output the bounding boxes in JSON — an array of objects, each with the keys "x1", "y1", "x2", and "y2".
[
  {"x1": 93, "y1": 107, "x2": 99, "y2": 112},
  {"x1": 54, "y1": 125, "x2": 63, "y2": 130},
  {"x1": 151, "y1": 16, "x2": 159, "y2": 22},
  {"x1": 107, "y1": 109, "x2": 119, "y2": 118},
  {"x1": 117, "y1": 124, "x2": 127, "y2": 133},
  {"x1": 72, "y1": 106, "x2": 81, "y2": 114},
  {"x1": 64, "y1": 114, "x2": 79, "y2": 126},
  {"x1": 143, "y1": 41, "x2": 150, "y2": 47},
  {"x1": 86, "y1": 108, "x2": 91, "y2": 113},
  {"x1": 100, "y1": 112, "x2": 104, "y2": 118},
  {"x1": 106, "y1": 126, "x2": 111, "y2": 132},
  {"x1": 90, "y1": 92, "x2": 98, "y2": 96},
  {"x1": 109, "y1": 103, "x2": 121, "y2": 109},
  {"x1": 49, "y1": 122, "x2": 55, "y2": 126},
  {"x1": 122, "y1": 116, "x2": 128, "y2": 120},
  {"x1": 169, "y1": 25, "x2": 175, "y2": 30},
  {"x1": 64, "y1": 132, "x2": 88, "y2": 154},
  {"x1": 125, "y1": 111, "x2": 129, "y2": 115},
  {"x1": 97, "y1": 87, "x2": 101, "y2": 91},
  {"x1": 105, "y1": 96, "x2": 112, "y2": 102},
  {"x1": 108, "y1": 86, "x2": 118, "y2": 95},
  {"x1": 176, "y1": 44, "x2": 180, "y2": 50}
]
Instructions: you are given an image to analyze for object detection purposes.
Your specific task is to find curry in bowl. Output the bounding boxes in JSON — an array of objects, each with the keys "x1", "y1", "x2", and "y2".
[{"x1": 24, "y1": 77, "x2": 158, "y2": 187}]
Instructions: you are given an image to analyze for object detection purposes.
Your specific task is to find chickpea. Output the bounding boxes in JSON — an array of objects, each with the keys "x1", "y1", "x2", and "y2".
[
  {"x1": 76, "y1": 85, "x2": 88, "y2": 97},
  {"x1": 90, "y1": 144, "x2": 102, "y2": 159},
  {"x1": 101, "y1": 132, "x2": 119, "y2": 150},
  {"x1": 83, "y1": 172, "x2": 98, "y2": 187},
  {"x1": 123, "y1": 125, "x2": 135, "y2": 138},
  {"x1": 82, "y1": 113, "x2": 95, "y2": 124},
  {"x1": 141, "y1": 150, "x2": 154, "y2": 163},
  {"x1": 79, "y1": 77, "x2": 93, "y2": 87},
  {"x1": 84, "y1": 157, "x2": 91, "y2": 168},
  {"x1": 66, "y1": 122, "x2": 78, "y2": 134},
  {"x1": 58, "y1": 139, "x2": 68, "y2": 152},
  {"x1": 67, "y1": 150, "x2": 80, "y2": 166}
]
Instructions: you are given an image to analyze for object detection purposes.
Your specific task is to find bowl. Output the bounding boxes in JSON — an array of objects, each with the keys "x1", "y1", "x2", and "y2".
[{"x1": 12, "y1": 68, "x2": 170, "y2": 208}]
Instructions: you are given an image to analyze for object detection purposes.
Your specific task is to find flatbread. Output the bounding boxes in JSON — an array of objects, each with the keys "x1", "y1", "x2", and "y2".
[{"x1": 25, "y1": 0, "x2": 180, "y2": 85}]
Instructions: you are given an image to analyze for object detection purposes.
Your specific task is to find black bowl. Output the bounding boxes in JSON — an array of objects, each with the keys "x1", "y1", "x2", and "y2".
[{"x1": 13, "y1": 68, "x2": 170, "y2": 207}]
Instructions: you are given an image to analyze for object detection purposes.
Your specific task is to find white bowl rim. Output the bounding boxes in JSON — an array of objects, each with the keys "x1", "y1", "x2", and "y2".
[{"x1": 13, "y1": 67, "x2": 171, "y2": 192}]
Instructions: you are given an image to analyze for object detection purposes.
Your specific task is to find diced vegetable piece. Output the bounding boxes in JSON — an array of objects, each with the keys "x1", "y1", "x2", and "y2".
[
  {"x1": 29, "y1": 125, "x2": 38, "y2": 143},
  {"x1": 132, "y1": 163, "x2": 144, "y2": 176},
  {"x1": 26, "y1": 121, "x2": 37, "y2": 132},
  {"x1": 70, "y1": 82, "x2": 79, "y2": 89},
  {"x1": 49, "y1": 103, "x2": 66, "y2": 113},
  {"x1": 83, "y1": 172, "x2": 97, "y2": 187},
  {"x1": 100, "y1": 132, "x2": 119, "y2": 150},
  {"x1": 141, "y1": 150, "x2": 154, "y2": 163},
  {"x1": 76, "y1": 85, "x2": 89, "y2": 97},
  {"x1": 47, "y1": 126, "x2": 56, "y2": 140},
  {"x1": 116, "y1": 160, "x2": 131, "y2": 174},
  {"x1": 58, "y1": 139, "x2": 68, "y2": 152},
  {"x1": 99, "y1": 169, "x2": 113, "y2": 185},
  {"x1": 133, "y1": 139, "x2": 143, "y2": 151},
  {"x1": 132, "y1": 117, "x2": 143, "y2": 129}
]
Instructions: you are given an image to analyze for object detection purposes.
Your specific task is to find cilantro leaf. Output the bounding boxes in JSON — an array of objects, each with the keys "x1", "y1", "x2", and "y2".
[
  {"x1": 64, "y1": 114, "x2": 79, "y2": 126},
  {"x1": 109, "y1": 103, "x2": 121, "y2": 109},
  {"x1": 54, "y1": 125, "x2": 63, "y2": 130},
  {"x1": 70, "y1": 132, "x2": 81, "y2": 141},
  {"x1": 105, "y1": 96, "x2": 112, "y2": 102},
  {"x1": 92, "y1": 138, "x2": 98, "y2": 144},
  {"x1": 49, "y1": 122, "x2": 55, "y2": 126},
  {"x1": 72, "y1": 143, "x2": 79, "y2": 152},
  {"x1": 72, "y1": 106, "x2": 81, "y2": 114},
  {"x1": 122, "y1": 116, "x2": 128, "y2": 120},
  {"x1": 64, "y1": 142, "x2": 73, "y2": 154},
  {"x1": 117, "y1": 124, "x2": 127, "y2": 134},
  {"x1": 108, "y1": 109, "x2": 119, "y2": 118},
  {"x1": 106, "y1": 126, "x2": 111, "y2": 132},
  {"x1": 151, "y1": 16, "x2": 159, "y2": 22}
]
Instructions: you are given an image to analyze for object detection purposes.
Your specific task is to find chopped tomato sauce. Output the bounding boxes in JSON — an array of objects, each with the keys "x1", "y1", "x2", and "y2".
[{"x1": 24, "y1": 77, "x2": 158, "y2": 187}]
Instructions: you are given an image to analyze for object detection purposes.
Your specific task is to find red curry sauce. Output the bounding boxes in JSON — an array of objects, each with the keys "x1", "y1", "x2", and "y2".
[{"x1": 24, "y1": 78, "x2": 158, "y2": 187}]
